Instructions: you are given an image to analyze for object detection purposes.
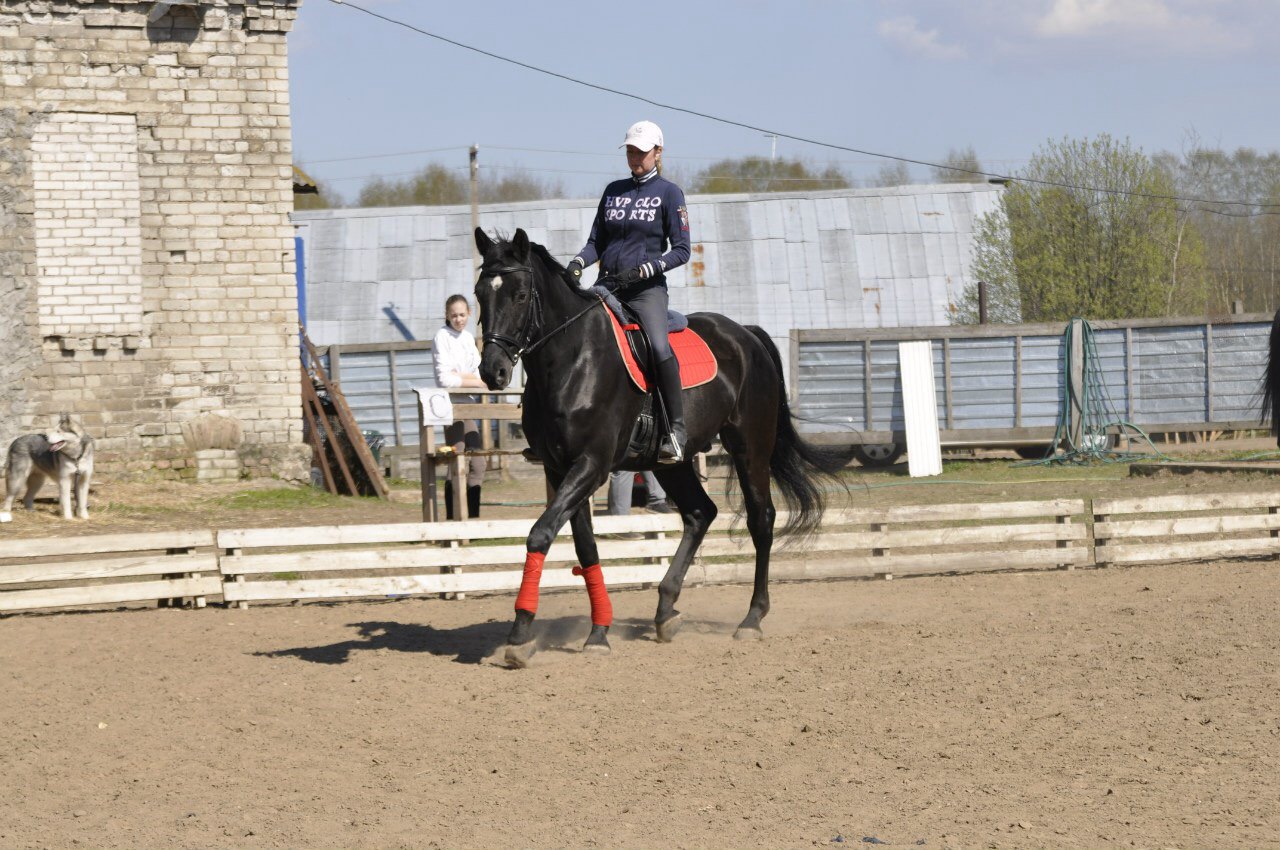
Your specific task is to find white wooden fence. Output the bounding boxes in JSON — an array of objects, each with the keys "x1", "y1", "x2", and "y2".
[
  {"x1": 1, "y1": 491, "x2": 1277, "y2": 614},
  {"x1": 0, "y1": 530, "x2": 221, "y2": 613}
]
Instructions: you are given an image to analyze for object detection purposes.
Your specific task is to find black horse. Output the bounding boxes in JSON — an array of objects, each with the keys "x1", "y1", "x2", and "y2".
[
  {"x1": 1263, "y1": 308, "x2": 1280, "y2": 446},
  {"x1": 473, "y1": 228, "x2": 852, "y2": 667}
]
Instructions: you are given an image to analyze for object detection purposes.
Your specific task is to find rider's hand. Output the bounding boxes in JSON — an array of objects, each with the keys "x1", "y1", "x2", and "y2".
[
  {"x1": 636, "y1": 261, "x2": 659, "y2": 280},
  {"x1": 616, "y1": 266, "x2": 644, "y2": 286},
  {"x1": 566, "y1": 258, "x2": 584, "y2": 283}
]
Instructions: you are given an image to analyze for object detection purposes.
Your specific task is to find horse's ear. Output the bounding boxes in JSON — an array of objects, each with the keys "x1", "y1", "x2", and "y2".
[
  {"x1": 512, "y1": 228, "x2": 530, "y2": 260},
  {"x1": 474, "y1": 227, "x2": 493, "y2": 256}
]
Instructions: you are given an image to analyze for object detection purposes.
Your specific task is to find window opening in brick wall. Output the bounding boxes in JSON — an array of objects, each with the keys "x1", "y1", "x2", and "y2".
[{"x1": 31, "y1": 112, "x2": 145, "y2": 339}]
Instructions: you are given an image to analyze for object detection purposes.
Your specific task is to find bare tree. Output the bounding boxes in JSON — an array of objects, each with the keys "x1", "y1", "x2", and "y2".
[
  {"x1": 930, "y1": 146, "x2": 984, "y2": 183},
  {"x1": 869, "y1": 161, "x2": 912, "y2": 188},
  {"x1": 690, "y1": 157, "x2": 850, "y2": 194}
]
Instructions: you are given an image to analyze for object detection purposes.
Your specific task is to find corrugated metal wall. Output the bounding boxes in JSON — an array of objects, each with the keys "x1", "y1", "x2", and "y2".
[
  {"x1": 794, "y1": 317, "x2": 1272, "y2": 445},
  {"x1": 292, "y1": 183, "x2": 1004, "y2": 379}
]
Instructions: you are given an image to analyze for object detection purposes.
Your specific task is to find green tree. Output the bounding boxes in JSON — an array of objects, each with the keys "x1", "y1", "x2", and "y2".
[
  {"x1": 689, "y1": 157, "x2": 850, "y2": 194},
  {"x1": 357, "y1": 164, "x2": 466, "y2": 207},
  {"x1": 955, "y1": 134, "x2": 1208, "y2": 324},
  {"x1": 951, "y1": 205, "x2": 1022, "y2": 324},
  {"x1": 930, "y1": 146, "x2": 984, "y2": 183}
]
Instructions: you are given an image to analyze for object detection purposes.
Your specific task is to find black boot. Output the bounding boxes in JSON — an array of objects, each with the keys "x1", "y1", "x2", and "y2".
[
  {"x1": 466, "y1": 485, "x2": 481, "y2": 518},
  {"x1": 443, "y1": 480, "x2": 455, "y2": 520},
  {"x1": 656, "y1": 356, "x2": 687, "y2": 464}
]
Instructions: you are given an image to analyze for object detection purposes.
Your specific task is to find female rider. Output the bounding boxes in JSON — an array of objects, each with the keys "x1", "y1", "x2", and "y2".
[{"x1": 565, "y1": 120, "x2": 692, "y2": 463}]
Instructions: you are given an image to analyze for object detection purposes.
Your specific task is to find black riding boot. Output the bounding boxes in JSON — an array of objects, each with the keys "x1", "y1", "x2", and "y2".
[
  {"x1": 466, "y1": 485, "x2": 481, "y2": 518},
  {"x1": 443, "y1": 480, "x2": 455, "y2": 520},
  {"x1": 656, "y1": 356, "x2": 686, "y2": 464}
]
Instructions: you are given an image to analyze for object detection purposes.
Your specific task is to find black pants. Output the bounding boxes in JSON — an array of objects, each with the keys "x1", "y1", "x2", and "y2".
[{"x1": 623, "y1": 283, "x2": 673, "y2": 363}]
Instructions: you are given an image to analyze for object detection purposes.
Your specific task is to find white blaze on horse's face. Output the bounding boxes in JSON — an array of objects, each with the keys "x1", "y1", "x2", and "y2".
[{"x1": 490, "y1": 274, "x2": 504, "y2": 291}]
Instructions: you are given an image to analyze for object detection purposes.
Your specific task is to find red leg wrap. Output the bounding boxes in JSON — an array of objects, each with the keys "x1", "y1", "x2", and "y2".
[
  {"x1": 515, "y1": 551, "x2": 546, "y2": 614},
  {"x1": 572, "y1": 563, "x2": 612, "y2": 627}
]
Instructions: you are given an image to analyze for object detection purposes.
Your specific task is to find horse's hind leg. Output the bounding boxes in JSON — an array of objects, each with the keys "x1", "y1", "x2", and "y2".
[
  {"x1": 727, "y1": 439, "x2": 776, "y2": 641},
  {"x1": 651, "y1": 463, "x2": 717, "y2": 642},
  {"x1": 567, "y1": 499, "x2": 612, "y2": 654}
]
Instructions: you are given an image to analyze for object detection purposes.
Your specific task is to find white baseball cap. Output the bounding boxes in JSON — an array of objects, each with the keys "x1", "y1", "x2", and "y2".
[{"x1": 621, "y1": 120, "x2": 664, "y2": 152}]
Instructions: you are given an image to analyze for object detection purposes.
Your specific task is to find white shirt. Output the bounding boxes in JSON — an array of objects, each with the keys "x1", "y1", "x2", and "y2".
[{"x1": 433, "y1": 324, "x2": 481, "y2": 388}]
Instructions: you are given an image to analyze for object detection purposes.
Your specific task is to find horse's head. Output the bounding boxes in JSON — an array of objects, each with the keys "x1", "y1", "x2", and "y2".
[{"x1": 474, "y1": 227, "x2": 539, "y2": 390}]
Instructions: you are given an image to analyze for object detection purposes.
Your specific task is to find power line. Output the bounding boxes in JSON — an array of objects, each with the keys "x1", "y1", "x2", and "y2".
[{"x1": 326, "y1": 0, "x2": 1280, "y2": 211}]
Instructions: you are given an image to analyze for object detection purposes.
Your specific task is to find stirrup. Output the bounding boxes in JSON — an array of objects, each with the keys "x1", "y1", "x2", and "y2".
[{"x1": 657, "y1": 433, "x2": 684, "y2": 464}]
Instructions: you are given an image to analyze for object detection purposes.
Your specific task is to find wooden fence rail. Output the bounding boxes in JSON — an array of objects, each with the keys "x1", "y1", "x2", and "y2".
[
  {"x1": 0, "y1": 530, "x2": 221, "y2": 613},
  {"x1": 0, "y1": 491, "x2": 1276, "y2": 614}
]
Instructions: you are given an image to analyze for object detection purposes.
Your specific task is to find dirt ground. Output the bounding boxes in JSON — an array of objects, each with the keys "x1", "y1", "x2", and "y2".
[{"x1": 3, "y1": 448, "x2": 1280, "y2": 849}]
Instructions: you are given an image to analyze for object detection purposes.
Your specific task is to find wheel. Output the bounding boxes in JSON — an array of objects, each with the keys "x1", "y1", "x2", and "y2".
[{"x1": 852, "y1": 442, "x2": 904, "y2": 468}]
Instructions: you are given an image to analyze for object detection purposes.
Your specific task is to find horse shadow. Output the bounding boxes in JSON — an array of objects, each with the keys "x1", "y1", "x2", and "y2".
[{"x1": 255, "y1": 615, "x2": 659, "y2": 666}]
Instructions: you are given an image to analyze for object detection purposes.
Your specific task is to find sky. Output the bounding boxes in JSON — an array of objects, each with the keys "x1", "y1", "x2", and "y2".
[{"x1": 288, "y1": 0, "x2": 1280, "y2": 204}]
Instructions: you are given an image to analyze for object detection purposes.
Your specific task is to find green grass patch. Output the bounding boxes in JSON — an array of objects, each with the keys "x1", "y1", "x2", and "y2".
[{"x1": 210, "y1": 487, "x2": 350, "y2": 510}]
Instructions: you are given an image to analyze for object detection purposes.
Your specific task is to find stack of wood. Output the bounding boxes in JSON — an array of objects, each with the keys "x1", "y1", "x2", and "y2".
[{"x1": 300, "y1": 326, "x2": 389, "y2": 499}]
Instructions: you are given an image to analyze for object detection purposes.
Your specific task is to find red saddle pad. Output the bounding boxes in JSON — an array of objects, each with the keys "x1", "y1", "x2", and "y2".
[{"x1": 603, "y1": 303, "x2": 718, "y2": 393}]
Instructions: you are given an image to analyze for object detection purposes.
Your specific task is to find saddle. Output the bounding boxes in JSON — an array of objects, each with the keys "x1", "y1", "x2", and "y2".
[
  {"x1": 601, "y1": 302, "x2": 717, "y2": 394},
  {"x1": 599, "y1": 302, "x2": 718, "y2": 465}
]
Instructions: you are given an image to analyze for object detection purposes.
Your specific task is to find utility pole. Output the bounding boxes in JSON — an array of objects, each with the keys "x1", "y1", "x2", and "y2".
[
  {"x1": 469, "y1": 144, "x2": 480, "y2": 271},
  {"x1": 763, "y1": 133, "x2": 777, "y2": 192}
]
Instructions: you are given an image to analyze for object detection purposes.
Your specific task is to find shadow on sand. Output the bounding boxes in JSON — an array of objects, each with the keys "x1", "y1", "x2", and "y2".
[{"x1": 254, "y1": 615, "x2": 660, "y2": 666}]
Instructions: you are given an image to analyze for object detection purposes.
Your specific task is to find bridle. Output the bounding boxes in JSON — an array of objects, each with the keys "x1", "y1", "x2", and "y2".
[
  {"x1": 479, "y1": 262, "x2": 613, "y2": 365},
  {"x1": 479, "y1": 263, "x2": 543, "y2": 365}
]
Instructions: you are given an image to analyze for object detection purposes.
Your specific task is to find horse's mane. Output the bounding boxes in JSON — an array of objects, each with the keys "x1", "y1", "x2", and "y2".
[{"x1": 529, "y1": 241, "x2": 595, "y2": 302}]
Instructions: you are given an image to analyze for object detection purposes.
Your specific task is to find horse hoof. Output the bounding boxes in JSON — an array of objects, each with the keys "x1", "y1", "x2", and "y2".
[
  {"x1": 732, "y1": 626, "x2": 764, "y2": 641},
  {"x1": 504, "y1": 641, "x2": 537, "y2": 669},
  {"x1": 582, "y1": 640, "x2": 611, "y2": 656},
  {"x1": 655, "y1": 612, "x2": 684, "y2": 643}
]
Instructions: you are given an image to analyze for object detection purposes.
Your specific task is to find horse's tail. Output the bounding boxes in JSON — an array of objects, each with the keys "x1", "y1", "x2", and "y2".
[
  {"x1": 745, "y1": 326, "x2": 856, "y2": 539},
  {"x1": 1263, "y1": 308, "x2": 1280, "y2": 446}
]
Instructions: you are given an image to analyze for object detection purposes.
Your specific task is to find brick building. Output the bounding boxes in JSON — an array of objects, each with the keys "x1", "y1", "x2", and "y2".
[{"x1": 0, "y1": 0, "x2": 308, "y2": 479}]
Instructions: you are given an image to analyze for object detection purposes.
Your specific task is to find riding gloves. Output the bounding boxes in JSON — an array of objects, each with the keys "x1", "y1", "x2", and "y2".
[{"x1": 566, "y1": 258, "x2": 584, "y2": 283}]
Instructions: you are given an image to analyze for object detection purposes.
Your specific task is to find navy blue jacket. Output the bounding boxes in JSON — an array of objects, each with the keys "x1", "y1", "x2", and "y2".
[{"x1": 574, "y1": 171, "x2": 691, "y2": 284}]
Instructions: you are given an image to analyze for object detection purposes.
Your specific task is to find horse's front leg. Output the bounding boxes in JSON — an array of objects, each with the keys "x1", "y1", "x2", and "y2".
[
  {"x1": 566, "y1": 500, "x2": 611, "y2": 655},
  {"x1": 506, "y1": 460, "x2": 609, "y2": 668}
]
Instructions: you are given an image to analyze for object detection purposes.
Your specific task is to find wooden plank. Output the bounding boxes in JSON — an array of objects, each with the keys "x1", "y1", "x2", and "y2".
[
  {"x1": 216, "y1": 515, "x2": 681, "y2": 550},
  {"x1": 1095, "y1": 513, "x2": 1280, "y2": 539},
  {"x1": 1097, "y1": 537, "x2": 1279, "y2": 565},
  {"x1": 1013, "y1": 334, "x2": 1023, "y2": 428},
  {"x1": 819, "y1": 500, "x2": 1085, "y2": 525},
  {"x1": 451, "y1": 403, "x2": 522, "y2": 420},
  {"x1": 0, "y1": 576, "x2": 224, "y2": 613},
  {"x1": 694, "y1": 546, "x2": 1090, "y2": 585},
  {"x1": 301, "y1": 367, "x2": 358, "y2": 497},
  {"x1": 388, "y1": 349, "x2": 403, "y2": 446},
  {"x1": 697, "y1": 525, "x2": 1084, "y2": 559},
  {"x1": 302, "y1": 329, "x2": 389, "y2": 499},
  {"x1": 0, "y1": 530, "x2": 214, "y2": 561},
  {"x1": 871, "y1": 546, "x2": 1090, "y2": 575},
  {"x1": 301, "y1": 388, "x2": 337, "y2": 495},
  {"x1": 221, "y1": 563, "x2": 670, "y2": 602},
  {"x1": 0, "y1": 552, "x2": 217, "y2": 585},
  {"x1": 221, "y1": 536, "x2": 681, "y2": 576},
  {"x1": 1093, "y1": 491, "x2": 1280, "y2": 516}
]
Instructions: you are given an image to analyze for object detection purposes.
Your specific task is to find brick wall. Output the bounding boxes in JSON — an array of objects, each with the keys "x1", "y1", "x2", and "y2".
[{"x1": 0, "y1": 0, "x2": 309, "y2": 480}]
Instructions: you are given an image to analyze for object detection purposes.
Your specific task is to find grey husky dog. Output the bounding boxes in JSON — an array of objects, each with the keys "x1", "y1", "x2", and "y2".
[{"x1": 2, "y1": 414, "x2": 95, "y2": 520}]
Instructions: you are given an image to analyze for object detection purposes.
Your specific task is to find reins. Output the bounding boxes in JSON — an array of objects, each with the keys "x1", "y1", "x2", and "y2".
[{"x1": 482, "y1": 264, "x2": 630, "y2": 364}]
